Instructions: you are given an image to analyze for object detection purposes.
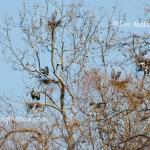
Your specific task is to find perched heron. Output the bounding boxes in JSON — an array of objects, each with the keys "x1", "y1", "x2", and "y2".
[
  {"x1": 115, "y1": 71, "x2": 121, "y2": 80},
  {"x1": 111, "y1": 69, "x2": 121, "y2": 80},
  {"x1": 31, "y1": 89, "x2": 40, "y2": 100},
  {"x1": 40, "y1": 66, "x2": 49, "y2": 76}
]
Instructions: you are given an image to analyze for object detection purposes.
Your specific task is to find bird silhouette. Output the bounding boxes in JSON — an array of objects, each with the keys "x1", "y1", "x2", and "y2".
[
  {"x1": 40, "y1": 66, "x2": 49, "y2": 76},
  {"x1": 115, "y1": 71, "x2": 121, "y2": 80},
  {"x1": 31, "y1": 89, "x2": 40, "y2": 100},
  {"x1": 111, "y1": 69, "x2": 121, "y2": 80}
]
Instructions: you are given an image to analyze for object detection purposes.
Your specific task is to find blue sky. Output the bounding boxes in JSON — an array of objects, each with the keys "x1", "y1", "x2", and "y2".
[{"x1": 0, "y1": 0, "x2": 148, "y2": 108}]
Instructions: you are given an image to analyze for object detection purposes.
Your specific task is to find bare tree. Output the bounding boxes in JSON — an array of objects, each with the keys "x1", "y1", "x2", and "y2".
[{"x1": 0, "y1": 0, "x2": 150, "y2": 150}]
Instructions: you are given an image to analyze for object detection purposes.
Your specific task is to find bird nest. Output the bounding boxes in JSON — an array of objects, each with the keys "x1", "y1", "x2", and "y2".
[
  {"x1": 40, "y1": 78, "x2": 58, "y2": 85},
  {"x1": 25, "y1": 102, "x2": 45, "y2": 112},
  {"x1": 48, "y1": 20, "x2": 61, "y2": 30},
  {"x1": 110, "y1": 79, "x2": 129, "y2": 90}
]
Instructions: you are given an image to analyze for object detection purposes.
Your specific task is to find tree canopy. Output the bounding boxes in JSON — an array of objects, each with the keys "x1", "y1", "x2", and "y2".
[{"x1": 0, "y1": 0, "x2": 150, "y2": 149}]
